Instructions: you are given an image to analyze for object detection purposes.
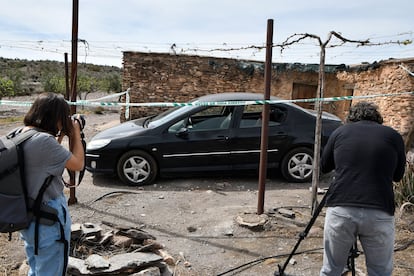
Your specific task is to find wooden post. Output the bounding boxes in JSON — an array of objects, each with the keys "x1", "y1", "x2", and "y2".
[{"x1": 311, "y1": 46, "x2": 326, "y2": 214}]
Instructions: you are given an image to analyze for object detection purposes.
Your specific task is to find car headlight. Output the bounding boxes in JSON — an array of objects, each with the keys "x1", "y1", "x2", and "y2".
[{"x1": 86, "y1": 139, "x2": 111, "y2": 150}]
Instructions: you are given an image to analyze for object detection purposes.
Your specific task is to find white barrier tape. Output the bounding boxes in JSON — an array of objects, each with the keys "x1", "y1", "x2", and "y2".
[
  {"x1": 125, "y1": 89, "x2": 130, "y2": 119},
  {"x1": 77, "y1": 91, "x2": 414, "y2": 107},
  {"x1": 0, "y1": 100, "x2": 33, "y2": 107},
  {"x1": 399, "y1": 65, "x2": 414, "y2": 77},
  {"x1": 86, "y1": 89, "x2": 129, "y2": 101},
  {"x1": 1, "y1": 91, "x2": 413, "y2": 108}
]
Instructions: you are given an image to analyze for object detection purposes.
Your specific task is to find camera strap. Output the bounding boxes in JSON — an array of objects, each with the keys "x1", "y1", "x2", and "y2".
[{"x1": 63, "y1": 128, "x2": 86, "y2": 188}]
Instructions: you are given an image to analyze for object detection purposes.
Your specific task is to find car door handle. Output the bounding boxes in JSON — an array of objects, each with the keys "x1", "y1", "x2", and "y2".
[{"x1": 217, "y1": 135, "x2": 229, "y2": 141}]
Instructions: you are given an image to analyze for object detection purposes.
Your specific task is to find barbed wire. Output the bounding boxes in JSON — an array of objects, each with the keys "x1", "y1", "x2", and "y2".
[{"x1": 0, "y1": 31, "x2": 413, "y2": 65}]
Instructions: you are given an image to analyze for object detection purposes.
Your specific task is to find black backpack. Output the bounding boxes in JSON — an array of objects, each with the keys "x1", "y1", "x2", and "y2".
[
  {"x1": 0, "y1": 128, "x2": 69, "y2": 276},
  {"x1": 0, "y1": 129, "x2": 56, "y2": 236}
]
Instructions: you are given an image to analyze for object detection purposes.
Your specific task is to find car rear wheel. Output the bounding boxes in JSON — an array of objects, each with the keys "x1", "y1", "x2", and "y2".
[
  {"x1": 117, "y1": 150, "x2": 157, "y2": 186},
  {"x1": 281, "y1": 147, "x2": 314, "y2": 183}
]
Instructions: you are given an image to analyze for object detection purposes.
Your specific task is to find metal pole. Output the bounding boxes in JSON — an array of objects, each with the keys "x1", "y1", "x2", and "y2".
[
  {"x1": 257, "y1": 19, "x2": 273, "y2": 215},
  {"x1": 68, "y1": 0, "x2": 79, "y2": 205},
  {"x1": 64, "y1": 53, "x2": 69, "y2": 100}
]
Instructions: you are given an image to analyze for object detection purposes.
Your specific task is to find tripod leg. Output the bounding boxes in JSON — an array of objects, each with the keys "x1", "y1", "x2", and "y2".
[
  {"x1": 274, "y1": 191, "x2": 329, "y2": 276},
  {"x1": 345, "y1": 241, "x2": 359, "y2": 276}
]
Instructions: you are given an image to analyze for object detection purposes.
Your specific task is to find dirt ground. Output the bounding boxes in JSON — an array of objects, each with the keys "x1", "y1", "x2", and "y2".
[{"x1": 0, "y1": 98, "x2": 413, "y2": 276}]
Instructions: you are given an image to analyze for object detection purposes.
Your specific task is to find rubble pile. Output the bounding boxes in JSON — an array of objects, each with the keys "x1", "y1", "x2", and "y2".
[{"x1": 68, "y1": 221, "x2": 174, "y2": 276}]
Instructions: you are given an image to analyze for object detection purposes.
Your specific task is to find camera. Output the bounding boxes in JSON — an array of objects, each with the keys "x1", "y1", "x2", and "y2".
[{"x1": 71, "y1": 114, "x2": 86, "y2": 131}]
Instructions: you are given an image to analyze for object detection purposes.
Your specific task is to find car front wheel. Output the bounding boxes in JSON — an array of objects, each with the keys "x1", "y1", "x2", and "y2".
[
  {"x1": 117, "y1": 150, "x2": 158, "y2": 186},
  {"x1": 281, "y1": 147, "x2": 314, "y2": 183}
]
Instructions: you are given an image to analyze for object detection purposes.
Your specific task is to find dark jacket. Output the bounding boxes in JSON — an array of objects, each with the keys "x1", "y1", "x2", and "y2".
[{"x1": 321, "y1": 120, "x2": 406, "y2": 215}]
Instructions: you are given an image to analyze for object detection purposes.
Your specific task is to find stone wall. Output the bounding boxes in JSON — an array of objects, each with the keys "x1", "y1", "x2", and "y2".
[
  {"x1": 122, "y1": 52, "x2": 348, "y2": 117},
  {"x1": 337, "y1": 59, "x2": 414, "y2": 147},
  {"x1": 122, "y1": 52, "x2": 413, "y2": 148}
]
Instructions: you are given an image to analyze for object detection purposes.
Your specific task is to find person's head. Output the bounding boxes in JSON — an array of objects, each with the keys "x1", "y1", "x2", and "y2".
[
  {"x1": 346, "y1": 101, "x2": 383, "y2": 124},
  {"x1": 24, "y1": 92, "x2": 73, "y2": 136}
]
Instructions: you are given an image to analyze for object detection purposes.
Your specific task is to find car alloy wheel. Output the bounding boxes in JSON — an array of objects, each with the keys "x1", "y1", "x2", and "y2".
[
  {"x1": 281, "y1": 147, "x2": 314, "y2": 183},
  {"x1": 117, "y1": 150, "x2": 157, "y2": 186}
]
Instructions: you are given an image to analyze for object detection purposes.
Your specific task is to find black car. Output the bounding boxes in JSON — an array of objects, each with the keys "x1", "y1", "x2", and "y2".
[{"x1": 85, "y1": 92, "x2": 342, "y2": 185}]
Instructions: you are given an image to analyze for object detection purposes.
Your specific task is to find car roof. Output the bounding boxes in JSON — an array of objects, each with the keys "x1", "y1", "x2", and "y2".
[
  {"x1": 193, "y1": 92, "x2": 279, "y2": 102},
  {"x1": 191, "y1": 92, "x2": 342, "y2": 121}
]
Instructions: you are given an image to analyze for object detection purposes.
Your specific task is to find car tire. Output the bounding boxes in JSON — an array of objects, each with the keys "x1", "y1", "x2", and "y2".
[
  {"x1": 117, "y1": 150, "x2": 158, "y2": 186},
  {"x1": 281, "y1": 147, "x2": 314, "y2": 183}
]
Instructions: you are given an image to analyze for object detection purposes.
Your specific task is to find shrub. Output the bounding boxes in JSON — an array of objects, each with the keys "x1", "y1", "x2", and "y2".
[{"x1": 394, "y1": 161, "x2": 414, "y2": 207}]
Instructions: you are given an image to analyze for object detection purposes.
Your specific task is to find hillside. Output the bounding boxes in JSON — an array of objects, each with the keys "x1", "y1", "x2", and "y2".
[{"x1": 0, "y1": 57, "x2": 122, "y2": 96}]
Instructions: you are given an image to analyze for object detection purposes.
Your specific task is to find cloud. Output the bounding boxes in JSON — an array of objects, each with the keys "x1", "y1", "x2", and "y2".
[{"x1": 0, "y1": 0, "x2": 413, "y2": 67}]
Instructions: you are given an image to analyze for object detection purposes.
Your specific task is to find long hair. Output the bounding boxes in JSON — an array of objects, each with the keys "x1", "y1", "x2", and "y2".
[
  {"x1": 346, "y1": 101, "x2": 383, "y2": 124},
  {"x1": 24, "y1": 93, "x2": 73, "y2": 136}
]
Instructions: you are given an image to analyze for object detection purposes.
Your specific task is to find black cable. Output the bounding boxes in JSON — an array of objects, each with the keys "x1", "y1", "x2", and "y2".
[
  {"x1": 92, "y1": 191, "x2": 142, "y2": 203},
  {"x1": 217, "y1": 238, "x2": 414, "y2": 276},
  {"x1": 216, "y1": 247, "x2": 323, "y2": 276}
]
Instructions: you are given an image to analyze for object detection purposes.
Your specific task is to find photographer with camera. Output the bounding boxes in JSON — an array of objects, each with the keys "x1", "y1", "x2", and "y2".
[
  {"x1": 19, "y1": 92, "x2": 84, "y2": 276},
  {"x1": 319, "y1": 101, "x2": 406, "y2": 276}
]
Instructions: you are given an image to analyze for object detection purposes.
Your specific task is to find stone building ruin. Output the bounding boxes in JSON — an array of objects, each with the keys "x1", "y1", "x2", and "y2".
[{"x1": 121, "y1": 52, "x2": 413, "y2": 149}]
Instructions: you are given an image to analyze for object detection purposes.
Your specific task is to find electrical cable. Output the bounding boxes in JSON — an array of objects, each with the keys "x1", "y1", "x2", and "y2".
[
  {"x1": 216, "y1": 237, "x2": 414, "y2": 276},
  {"x1": 91, "y1": 191, "x2": 142, "y2": 203},
  {"x1": 216, "y1": 247, "x2": 323, "y2": 276}
]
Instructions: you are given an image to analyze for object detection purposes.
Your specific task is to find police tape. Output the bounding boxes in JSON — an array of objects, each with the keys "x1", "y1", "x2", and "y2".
[
  {"x1": 72, "y1": 90, "x2": 414, "y2": 108},
  {"x1": 1, "y1": 90, "x2": 413, "y2": 108}
]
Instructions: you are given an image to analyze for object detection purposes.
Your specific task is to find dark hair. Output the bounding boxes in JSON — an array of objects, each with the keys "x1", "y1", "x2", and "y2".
[
  {"x1": 24, "y1": 93, "x2": 73, "y2": 136},
  {"x1": 346, "y1": 101, "x2": 383, "y2": 124}
]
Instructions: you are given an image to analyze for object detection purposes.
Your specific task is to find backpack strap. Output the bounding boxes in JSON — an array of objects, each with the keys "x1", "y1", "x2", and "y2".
[
  {"x1": 8, "y1": 128, "x2": 38, "y2": 205},
  {"x1": 32, "y1": 175, "x2": 54, "y2": 255},
  {"x1": 6, "y1": 128, "x2": 37, "y2": 143},
  {"x1": 32, "y1": 175, "x2": 68, "y2": 276}
]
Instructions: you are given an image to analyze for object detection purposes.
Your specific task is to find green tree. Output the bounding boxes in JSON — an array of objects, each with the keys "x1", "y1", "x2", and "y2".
[
  {"x1": 0, "y1": 78, "x2": 15, "y2": 98},
  {"x1": 9, "y1": 70, "x2": 23, "y2": 95},
  {"x1": 43, "y1": 74, "x2": 66, "y2": 94},
  {"x1": 105, "y1": 74, "x2": 122, "y2": 92}
]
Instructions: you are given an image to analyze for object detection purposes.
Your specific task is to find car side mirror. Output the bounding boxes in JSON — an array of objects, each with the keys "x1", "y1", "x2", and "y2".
[{"x1": 176, "y1": 127, "x2": 189, "y2": 138}]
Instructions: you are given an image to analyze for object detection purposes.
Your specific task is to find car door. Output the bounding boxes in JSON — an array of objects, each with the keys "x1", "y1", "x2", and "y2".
[
  {"x1": 156, "y1": 105, "x2": 235, "y2": 174},
  {"x1": 229, "y1": 104, "x2": 290, "y2": 170}
]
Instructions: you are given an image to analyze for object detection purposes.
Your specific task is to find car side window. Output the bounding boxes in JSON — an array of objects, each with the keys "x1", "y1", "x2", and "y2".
[
  {"x1": 240, "y1": 105, "x2": 286, "y2": 128},
  {"x1": 188, "y1": 106, "x2": 234, "y2": 131},
  {"x1": 168, "y1": 106, "x2": 234, "y2": 133},
  {"x1": 168, "y1": 118, "x2": 187, "y2": 133}
]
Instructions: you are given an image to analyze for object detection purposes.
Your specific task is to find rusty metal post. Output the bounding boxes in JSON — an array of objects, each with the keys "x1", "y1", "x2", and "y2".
[
  {"x1": 257, "y1": 19, "x2": 273, "y2": 215},
  {"x1": 64, "y1": 53, "x2": 69, "y2": 100},
  {"x1": 68, "y1": 0, "x2": 79, "y2": 205}
]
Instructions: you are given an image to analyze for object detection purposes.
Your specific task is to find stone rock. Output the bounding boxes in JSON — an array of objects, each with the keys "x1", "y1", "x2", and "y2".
[
  {"x1": 112, "y1": 235, "x2": 134, "y2": 248},
  {"x1": 131, "y1": 266, "x2": 160, "y2": 276},
  {"x1": 235, "y1": 213, "x2": 268, "y2": 230},
  {"x1": 68, "y1": 252, "x2": 163, "y2": 275},
  {"x1": 277, "y1": 208, "x2": 296, "y2": 219},
  {"x1": 81, "y1": 223, "x2": 102, "y2": 238},
  {"x1": 84, "y1": 254, "x2": 110, "y2": 270},
  {"x1": 71, "y1": 223, "x2": 83, "y2": 240}
]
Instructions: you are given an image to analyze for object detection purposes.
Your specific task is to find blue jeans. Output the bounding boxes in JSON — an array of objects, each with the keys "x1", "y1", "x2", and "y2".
[
  {"x1": 320, "y1": 206, "x2": 394, "y2": 276},
  {"x1": 20, "y1": 194, "x2": 71, "y2": 276}
]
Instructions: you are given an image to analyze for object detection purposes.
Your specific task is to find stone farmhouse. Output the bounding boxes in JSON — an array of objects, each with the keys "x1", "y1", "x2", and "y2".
[{"x1": 121, "y1": 52, "x2": 414, "y2": 150}]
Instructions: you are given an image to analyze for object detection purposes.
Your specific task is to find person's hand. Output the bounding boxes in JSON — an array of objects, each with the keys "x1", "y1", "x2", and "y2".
[{"x1": 71, "y1": 114, "x2": 85, "y2": 131}]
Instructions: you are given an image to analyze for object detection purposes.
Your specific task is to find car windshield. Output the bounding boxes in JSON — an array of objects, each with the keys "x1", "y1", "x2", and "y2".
[{"x1": 147, "y1": 105, "x2": 194, "y2": 128}]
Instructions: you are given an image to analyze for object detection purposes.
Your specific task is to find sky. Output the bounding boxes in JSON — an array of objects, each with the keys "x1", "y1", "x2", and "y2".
[{"x1": 0, "y1": 0, "x2": 413, "y2": 68}]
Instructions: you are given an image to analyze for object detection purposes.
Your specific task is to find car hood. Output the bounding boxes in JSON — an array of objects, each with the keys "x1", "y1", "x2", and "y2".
[{"x1": 91, "y1": 117, "x2": 148, "y2": 140}]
